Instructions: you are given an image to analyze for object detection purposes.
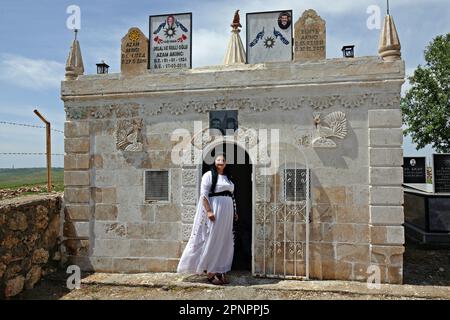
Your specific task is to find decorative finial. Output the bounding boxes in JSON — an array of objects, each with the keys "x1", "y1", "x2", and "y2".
[
  {"x1": 224, "y1": 9, "x2": 246, "y2": 64},
  {"x1": 65, "y1": 29, "x2": 85, "y2": 80},
  {"x1": 378, "y1": 10, "x2": 401, "y2": 62},
  {"x1": 387, "y1": 0, "x2": 390, "y2": 15},
  {"x1": 231, "y1": 10, "x2": 242, "y2": 30}
]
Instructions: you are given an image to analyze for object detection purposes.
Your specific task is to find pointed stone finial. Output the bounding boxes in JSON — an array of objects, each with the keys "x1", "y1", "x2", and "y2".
[
  {"x1": 378, "y1": 13, "x2": 401, "y2": 62},
  {"x1": 224, "y1": 10, "x2": 246, "y2": 65},
  {"x1": 231, "y1": 10, "x2": 242, "y2": 30},
  {"x1": 65, "y1": 29, "x2": 85, "y2": 80}
]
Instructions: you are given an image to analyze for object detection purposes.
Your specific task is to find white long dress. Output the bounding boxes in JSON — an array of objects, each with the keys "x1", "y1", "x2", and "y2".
[{"x1": 177, "y1": 170, "x2": 235, "y2": 274}]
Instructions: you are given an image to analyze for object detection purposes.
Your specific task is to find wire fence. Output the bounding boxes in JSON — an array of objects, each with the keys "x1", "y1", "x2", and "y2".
[
  {"x1": 0, "y1": 121, "x2": 64, "y2": 134},
  {"x1": 0, "y1": 153, "x2": 65, "y2": 156},
  {"x1": 0, "y1": 120, "x2": 65, "y2": 161}
]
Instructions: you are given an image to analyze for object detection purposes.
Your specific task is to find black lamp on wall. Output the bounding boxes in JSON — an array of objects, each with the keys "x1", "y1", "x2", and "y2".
[
  {"x1": 96, "y1": 60, "x2": 110, "y2": 74},
  {"x1": 342, "y1": 45, "x2": 355, "y2": 58}
]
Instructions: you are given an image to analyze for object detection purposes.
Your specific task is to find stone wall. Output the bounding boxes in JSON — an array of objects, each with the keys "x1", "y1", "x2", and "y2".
[
  {"x1": 61, "y1": 57, "x2": 405, "y2": 283},
  {"x1": 0, "y1": 194, "x2": 62, "y2": 298}
]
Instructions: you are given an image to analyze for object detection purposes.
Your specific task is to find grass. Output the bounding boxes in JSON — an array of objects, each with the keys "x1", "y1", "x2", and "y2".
[{"x1": 0, "y1": 168, "x2": 64, "y2": 191}]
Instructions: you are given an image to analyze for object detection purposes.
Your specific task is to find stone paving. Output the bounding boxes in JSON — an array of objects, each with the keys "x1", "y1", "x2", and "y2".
[{"x1": 77, "y1": 271, "x2": 450, "y2": 300}]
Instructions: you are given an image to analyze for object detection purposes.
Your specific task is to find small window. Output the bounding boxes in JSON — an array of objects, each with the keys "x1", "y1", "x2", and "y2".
[
  {"x1": 145, "y1": 170, "x2": 170, "y2": 202},
  {"x1": 283, "y1": 169, "x2": 308, "y2": 201},
  {"x1": 209, "y1": 110, "x2": 238, "y2": 135}
]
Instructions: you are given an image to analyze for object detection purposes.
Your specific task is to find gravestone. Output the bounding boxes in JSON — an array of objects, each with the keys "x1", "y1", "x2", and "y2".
[
  {"x1": 403, "y1": 157, "x2": 426, "y2": 184},
  {"x1": 149, "y1": 13, "x2": 192, "y2": 70},
  {"x1": 246, "y1": 10, "x2": 293, "y2": 64},
  {"x1": 121, "y1": 27, "x2": 149, "y2": 76},
  {"x1": 294, "y1": 9, "x2": 326, "y2": 62},
  {"x1": 433, "y1": 154, "x2": 450, "y2": 193}
]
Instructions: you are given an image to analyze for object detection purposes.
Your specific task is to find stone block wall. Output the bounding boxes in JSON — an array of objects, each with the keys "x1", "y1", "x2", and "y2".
[
  {"x1": 63, "y1": 111, "x2": 184, "y2": 273},
  {"x1": 0, "y1": 194, "x2": 62, "y2": 298},
  {"x1": 368, "y1": 109, "x2": 405, "y2": 284}
]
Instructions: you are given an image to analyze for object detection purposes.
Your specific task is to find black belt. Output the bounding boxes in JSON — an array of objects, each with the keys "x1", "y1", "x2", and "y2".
[
  {"x1": 208, "y1": 191, "x2": 233, "y2": 198},
  {"x1": 208, "y1": 191, "x2": 237, "y2": 215}
]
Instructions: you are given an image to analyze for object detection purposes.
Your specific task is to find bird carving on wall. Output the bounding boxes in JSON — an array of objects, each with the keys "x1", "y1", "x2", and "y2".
[{"x1": 312, "y1": 112, "x2": 348, "y2": 148}]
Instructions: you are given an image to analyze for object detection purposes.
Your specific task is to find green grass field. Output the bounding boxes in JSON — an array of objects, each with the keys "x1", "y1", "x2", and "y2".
[{"x1": 0, "y1": 168, "x2": 64, "y2": 191}]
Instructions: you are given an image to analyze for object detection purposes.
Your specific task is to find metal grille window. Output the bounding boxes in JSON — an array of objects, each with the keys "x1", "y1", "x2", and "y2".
[
  {"x1": 283, "y1": 168, "x2": 308, "y2": 201},
  {"x1": 145, "y1": 170, "x2": 170, "y2": 201}
]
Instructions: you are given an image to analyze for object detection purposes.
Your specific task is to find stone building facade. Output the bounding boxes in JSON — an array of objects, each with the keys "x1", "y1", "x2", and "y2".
[{"x1": 61, "y1": 55, "x2": 405, "y2": 283}]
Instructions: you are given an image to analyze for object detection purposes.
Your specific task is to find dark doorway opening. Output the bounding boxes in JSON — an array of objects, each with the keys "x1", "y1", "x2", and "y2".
[{"x1": 202, "y1": 143, "x2": 253, "y2": 271}]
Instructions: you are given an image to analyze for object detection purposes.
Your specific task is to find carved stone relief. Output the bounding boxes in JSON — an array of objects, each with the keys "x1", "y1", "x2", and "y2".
[
  {"x1": 116, "y1": 118, "x2": 144, "y2": 152},
  {"x1": 65, "y1": 93, "x2": 399, "y2": 121},
  {"x1": 311, "y1": 111, "x2": 348, "y2": 148}
]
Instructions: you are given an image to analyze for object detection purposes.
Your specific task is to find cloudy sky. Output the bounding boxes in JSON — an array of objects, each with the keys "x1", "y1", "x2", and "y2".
[{"x1": 0, "y1": 0, "x2": 448, "y2": 168}]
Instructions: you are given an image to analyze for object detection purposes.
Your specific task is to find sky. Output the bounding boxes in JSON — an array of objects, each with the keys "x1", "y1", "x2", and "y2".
[{"x1": 0, "y1": 0, "x2": 449, "y2": 168}]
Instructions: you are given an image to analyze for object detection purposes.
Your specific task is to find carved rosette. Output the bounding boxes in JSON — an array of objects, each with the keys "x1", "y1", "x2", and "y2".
[
  {"x1": 89, "y1": 106, "x2": 113, "y2": 119},
  {"x1": 235, "y1": 127, "x2": 259, "y2": 149},
  {"x1": 372, "y1": 93, "x2": 401, "y2": 108},
  {"x1": 310, "y1": 96, "x2": 338, "y2": 110},
  {"x1": 114, "y1": 103, "x2": 140, "y2": 118},
  {"x1": 66, "y1": 107, "x2": 88, "y2": 120},
  {"x1": 341, "y1": 94, "x2": 368, "y2": 109}
]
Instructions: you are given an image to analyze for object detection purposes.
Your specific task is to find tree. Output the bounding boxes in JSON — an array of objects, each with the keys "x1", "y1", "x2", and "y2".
[{"x1": 401, "y1": 33, "x2": 450, "y2": 153}]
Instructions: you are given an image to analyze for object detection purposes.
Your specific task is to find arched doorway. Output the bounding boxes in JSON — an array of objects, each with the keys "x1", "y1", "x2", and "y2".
[{"x1": 202, "y1": 142, "x2": 253, "y2": 271}]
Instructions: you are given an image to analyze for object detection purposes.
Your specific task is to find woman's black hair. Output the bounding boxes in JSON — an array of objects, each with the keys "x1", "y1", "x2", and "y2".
[{"x1": 210, "y1": 152, "x2": 233, "y2": 193}]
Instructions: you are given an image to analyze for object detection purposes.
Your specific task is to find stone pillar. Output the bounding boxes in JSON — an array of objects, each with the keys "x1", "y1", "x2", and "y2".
[
  {"x1": 63, "y1": 120, "x2": 92, "y2": 268},
  {"x1": 180, "y1": 166, "x2": 198, "y2": 245},
  {"x1": 368, "y1": 105, "x2": 405, "y2": 284}
]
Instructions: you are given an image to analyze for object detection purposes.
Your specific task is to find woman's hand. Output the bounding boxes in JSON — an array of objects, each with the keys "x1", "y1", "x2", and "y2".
[
  {"x1": 207, "y1": 211, "x2": 216, "y2": 222},
  {"x1": 234, "y1": 213, "x2": 239, "y2": 222}
]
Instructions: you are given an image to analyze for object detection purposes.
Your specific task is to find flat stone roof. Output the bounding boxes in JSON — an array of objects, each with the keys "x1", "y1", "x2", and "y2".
[{"x1": 61, "y1": 57, "x2": 405, "y2": 101}]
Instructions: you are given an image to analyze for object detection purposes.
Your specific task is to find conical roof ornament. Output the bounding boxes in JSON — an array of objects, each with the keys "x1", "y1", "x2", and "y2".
[
  {"x1": 224, "y1": 10, "x2": 246, "y2": 65},
  {"x1": 65, "y1": 29, "x2": 85, "y2": 80},
  {"x1": 378, "y1": 2, "x2": 401, "y2": 62}
]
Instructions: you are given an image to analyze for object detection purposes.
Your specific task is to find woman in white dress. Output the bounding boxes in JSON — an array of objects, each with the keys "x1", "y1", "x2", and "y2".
[{"x1": 177, "y1": 153, "x2": 238, "y2": 285}]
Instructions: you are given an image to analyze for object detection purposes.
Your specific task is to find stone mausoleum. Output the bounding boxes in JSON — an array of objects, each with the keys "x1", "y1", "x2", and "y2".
[{"x1": 61, "y1": 9, "x2": 405, "y2": 283}]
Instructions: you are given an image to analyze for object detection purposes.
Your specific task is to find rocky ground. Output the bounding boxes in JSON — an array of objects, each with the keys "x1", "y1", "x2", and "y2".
[
  {"x1": 11, "y1": 240, "x2": 450, "y2": 300},
  {"x1": 0, "y1": 186, "x2": 61, "y2": 201}
]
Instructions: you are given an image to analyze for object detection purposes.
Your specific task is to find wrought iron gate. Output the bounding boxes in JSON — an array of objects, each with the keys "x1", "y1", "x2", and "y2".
[{"x1": 253, "y1": 149, "x2": 310, "y2": 279}]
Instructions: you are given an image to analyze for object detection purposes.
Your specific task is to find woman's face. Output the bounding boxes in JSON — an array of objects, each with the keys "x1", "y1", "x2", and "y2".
[{"x1": 215, "y1": 155, "x2": 226, "y2": 170}]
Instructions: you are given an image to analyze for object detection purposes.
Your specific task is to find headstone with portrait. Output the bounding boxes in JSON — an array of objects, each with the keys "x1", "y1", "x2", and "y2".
[
  {"x1": 149, "y1": 13, "x2": 192, "y2": 70},
  {"x1": 121, "y1": 27, "x2": 149, "y2": 76},
  {"x1": 246, "y1": 10, "x2": 293, "y2": 64},
  {"x1": 403, "y1": 157, "x2": 426, "y2": 184},
  {"x1": 433, "y1": 154, "x2": 450, "y2": 193},
  {"x1": 294, "y1": 9, "x2": 326, "y2": 62}
]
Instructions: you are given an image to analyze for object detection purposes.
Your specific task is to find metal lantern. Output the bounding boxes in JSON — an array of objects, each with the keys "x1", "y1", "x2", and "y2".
[
  {"x1": 342, "y1": 45, "x2": 355, "y2": 58},
  {"x1": 96, "y1": 60, "x2": 110, "y2": 74}
]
